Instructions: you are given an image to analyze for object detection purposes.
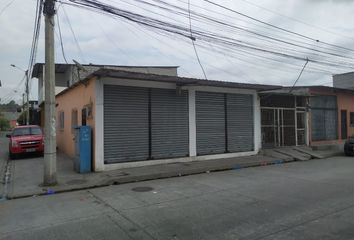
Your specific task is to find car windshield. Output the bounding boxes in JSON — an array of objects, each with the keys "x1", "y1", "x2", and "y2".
[{"x1": 12, "y1": 127, "x2": 42, "y2": 136}]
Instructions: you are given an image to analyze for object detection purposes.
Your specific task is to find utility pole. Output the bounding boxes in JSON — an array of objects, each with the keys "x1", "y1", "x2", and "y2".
[
  {"x1": 10, "y1": 65, "x2": 30, "y2": 125},
  {"x1": 25, "y1": 71, "x2": 30, "y2": 125},
  {"x1": 43, "y1": 0, "x2": 57, "y2": 186},
  {"x1": 22, "y1": 93, "x2": 25, "y2": 125}
]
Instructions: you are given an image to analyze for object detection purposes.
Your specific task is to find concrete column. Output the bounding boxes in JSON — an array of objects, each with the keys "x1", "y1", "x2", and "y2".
[
  {"x1": 95, "y1": 78, "x2": 105, "y2": 171},
  {"x1": 188, "y1": 89, "x2": 197, "y2": 157},
  {"x1": 254, "y1": 94, "x2": 261, "y2": 152}
]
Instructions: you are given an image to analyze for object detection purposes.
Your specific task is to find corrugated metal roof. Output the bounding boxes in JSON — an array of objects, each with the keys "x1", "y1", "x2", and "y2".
[
  {"x1": 90, "y1": 68, "x2": 281, "y2": 90},
  {"x1": 56, "y1": 68, "x2": 281, "y2": 98},
  {"x1": 259, "y1": 85, "x2": 354, "y2": 95}
]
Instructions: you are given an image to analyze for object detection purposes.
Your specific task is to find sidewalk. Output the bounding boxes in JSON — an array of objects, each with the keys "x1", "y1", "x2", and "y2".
[{"x1": 3, "y1": 147, "x2": 343, "y2": 199}]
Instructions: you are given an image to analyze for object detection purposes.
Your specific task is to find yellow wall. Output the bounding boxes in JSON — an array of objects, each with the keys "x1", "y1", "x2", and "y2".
[{"x1": 55, "y1": 78, "x2": 96, "y2": 164}]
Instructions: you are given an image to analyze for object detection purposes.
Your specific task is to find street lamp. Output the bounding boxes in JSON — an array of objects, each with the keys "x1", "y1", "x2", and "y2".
[{"x1": 10, "y1": 64, "x2": 29, "y2": 125}]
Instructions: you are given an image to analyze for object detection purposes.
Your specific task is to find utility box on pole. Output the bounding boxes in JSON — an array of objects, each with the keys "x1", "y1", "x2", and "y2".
[{"x1": 43, "y1": 0, "x2": 57, "y2": 186}]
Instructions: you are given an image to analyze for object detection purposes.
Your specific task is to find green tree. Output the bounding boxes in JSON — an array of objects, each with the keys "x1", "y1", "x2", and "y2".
[
  {"x1": 17, "y1": 111, "x2": 26, "y2": 125},
  {"x1": 0, "y1": 118, "x2": 10, "y2": 130}
]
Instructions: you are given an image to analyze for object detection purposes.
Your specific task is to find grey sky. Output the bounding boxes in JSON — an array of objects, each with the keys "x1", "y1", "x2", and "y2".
[{"x1": 1, "y1": 0, "x2": 354, "y2": 103}]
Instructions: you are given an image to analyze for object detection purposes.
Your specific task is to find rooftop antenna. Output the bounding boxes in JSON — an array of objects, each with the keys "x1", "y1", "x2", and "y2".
[
  {"x1": 72, "y1": 59, "x2": 88, "y2": 82},
  {"x1": 72, "y1": 59, "x2": 88, "y2": 72}
]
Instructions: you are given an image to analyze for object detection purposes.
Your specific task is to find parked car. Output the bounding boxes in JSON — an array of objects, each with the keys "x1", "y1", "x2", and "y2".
[
  {"x1": 344, "y1": 134, "x2": 354, "y2": 156},
  {"x1": 6, "y1": 125, "x2": 44, "y2": 159}
]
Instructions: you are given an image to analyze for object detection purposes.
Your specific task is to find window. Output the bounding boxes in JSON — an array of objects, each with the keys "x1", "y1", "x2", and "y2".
[
  {"x1": 350, "y1": 112, "x2": 354, "y2": 125},
  {"x1": 81, "y1": 108, "x2": 87, "y2": 126},
  {"x1": 58, "y1": 111, "x2": 64, "y2": 130},
  {"x1": 71, "y1": 109, "x2": 78, "y2": 133},
  {"x1": 12, "y1": 127, "x2": 42, "y2": 136}
]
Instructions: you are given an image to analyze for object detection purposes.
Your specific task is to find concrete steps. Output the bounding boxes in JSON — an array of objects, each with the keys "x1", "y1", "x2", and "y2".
[
  {"x1": 262, "y1": 146, "x2": 323, "y2": 162},
  {"x1": 262, "y1": 149, "x2": 294, "y2": 162},
  {"x1": 275, "y1": 148, "x2": 311, "y2": 161}
]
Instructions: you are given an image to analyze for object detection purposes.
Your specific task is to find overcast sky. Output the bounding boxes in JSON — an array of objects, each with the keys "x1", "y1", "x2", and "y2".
[{"x1": 1, "y1": 0, "x2": 354, "y2": 103}]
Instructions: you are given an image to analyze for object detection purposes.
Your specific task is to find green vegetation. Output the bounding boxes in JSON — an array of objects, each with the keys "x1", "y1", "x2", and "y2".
[{"x1": 0, "y1": 117, "x2": 10, "y2": 130}]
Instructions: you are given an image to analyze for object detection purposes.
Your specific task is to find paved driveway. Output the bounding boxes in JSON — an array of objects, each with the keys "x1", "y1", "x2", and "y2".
[{"x1": 1, "y1": 156, "x2": 354, "y2": 239}]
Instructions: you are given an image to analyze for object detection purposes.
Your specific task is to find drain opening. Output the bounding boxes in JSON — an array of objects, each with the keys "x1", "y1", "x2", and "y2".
[{"x1": 131, "y1": 186, "x2": 154, "y2": 192}]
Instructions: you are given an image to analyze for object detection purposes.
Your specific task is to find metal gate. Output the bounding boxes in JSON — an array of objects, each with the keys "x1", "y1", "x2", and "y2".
[
  {"x1": 261, "y1": 108, "x2": 296, "y2": 148},
  {"x1": 151, "y1": 88, "x2": 189, "y2": 159},
  {"x1": 104, "y1": 85, "x2": 149, "y2": 163}
]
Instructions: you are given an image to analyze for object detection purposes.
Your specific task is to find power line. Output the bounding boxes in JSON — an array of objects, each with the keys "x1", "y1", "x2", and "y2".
[
  {"x1": 201, "y1": 0, "x2": 354, "y2": 52},
  {"x1": 27, "y1": 0, "x2": 43, "y2": 82},
  {"x1": 289, "y1": 58, "x2": 309, "y2": 93},
  {"x1": 60, "y1": 0, "x2": 354, "y2": 70},
  {"x1": 61, "y1": 5, "x2": 86, "y2": 62},
  {"x1": 56, "y1": 9, "x2": 69, "y2": 63},
  {"x1": 0, "y1": 0, "x2": 16, "y2": 17},
  {"x1": 236, "y1": 0, "x2": 354, "y2": 42},
  {"x1": 187, "y1": 0, "x2": 207, "y2": 79},
  {"x1": 118, "y1": 0, "x2": 354, "y2": 71}
]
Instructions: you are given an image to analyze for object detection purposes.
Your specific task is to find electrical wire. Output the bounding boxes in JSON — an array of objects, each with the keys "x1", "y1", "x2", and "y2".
[
  {"x1": 289, "y1": 58, "x2": 309, "y2": 93},
  {"x1": 0, "y1": 0, "x2": 16, "y2": 17},
  {"x1": 59, "y1": 0, "x2": 354, "y2": 70},
  {"x1": 201, "y1": 0, "x2": 354, "y2": 52},
  {"x1": 61, "y1": 5, "x2": 86, "y2": 62},
  {"x1": 57, "y1": 0, "x2": 354, "y2": 85},
  {"x1": 236, "y1": 0, "x2": 354, "y2": 42},
  {"x1": 187, "y1": 0, "x2": 207, "y2": 79},
  {"x1": 56, "y1": 8, "x2": 69, "y2": 63}
]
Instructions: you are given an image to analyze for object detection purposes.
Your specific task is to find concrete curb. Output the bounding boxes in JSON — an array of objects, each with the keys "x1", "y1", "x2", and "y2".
[{"x1": 7, "y1": 157, "x2": 291, "y2": 200}]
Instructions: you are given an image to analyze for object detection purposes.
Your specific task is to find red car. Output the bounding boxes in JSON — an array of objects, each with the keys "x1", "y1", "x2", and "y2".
[{"x1": 7, "y1": 125, "x2": 44, "y2": 159}]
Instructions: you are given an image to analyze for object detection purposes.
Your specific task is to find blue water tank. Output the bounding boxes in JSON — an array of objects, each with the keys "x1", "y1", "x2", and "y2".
[{"x1": 74, "y1": 126, "x2": 92, "y2": 173}]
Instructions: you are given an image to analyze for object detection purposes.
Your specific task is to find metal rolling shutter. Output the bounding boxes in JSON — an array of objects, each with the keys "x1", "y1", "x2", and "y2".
[
  {"x1": 196, "y1": 91, "x2": 225, "y2": 155},
  {"x1": 227, "y1": 94, "x2": 254, "y2": 152},
  {"x1": 104, "y1": 85, "x2": 149, "y2": 163},
  {"x1": 151, "y1": 89, "x2": 189, "y2": 159}
]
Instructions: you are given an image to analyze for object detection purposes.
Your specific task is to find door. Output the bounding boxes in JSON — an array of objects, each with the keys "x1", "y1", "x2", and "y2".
[
  {"x1": 341, "y1": 110, "x2": 348, "y2": 139},
  {"x1": 296, "y1": 111, "x2": 306, "y2": 145},
  {"x1": 261, "y1": 108, "x2": 296, "y2": 147}
]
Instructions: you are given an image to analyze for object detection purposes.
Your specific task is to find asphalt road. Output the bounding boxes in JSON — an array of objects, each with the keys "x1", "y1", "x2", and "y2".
[{"x1": 0, "y1": 153, "x2": 354, "y2": 239}]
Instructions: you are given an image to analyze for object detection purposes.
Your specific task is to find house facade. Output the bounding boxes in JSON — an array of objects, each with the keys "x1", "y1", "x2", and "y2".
[
  {"x1": 308, "y1": 86, "x2": 354, "y2": 146},
  {"x1": 55, "y1": 68, "x2": 278, "y2": 171},
  {"x1": 260, "y1": 86, "x2": 354, "y2": 148},
  {"x1": 42, "y1": 64, "x2": 354, "y2": 172}
]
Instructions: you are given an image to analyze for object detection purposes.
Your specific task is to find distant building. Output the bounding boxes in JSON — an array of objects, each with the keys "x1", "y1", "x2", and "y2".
[
  {"x1": 333, "y1": 72, "x2": 354, "y2": 90},
  {"x1": 32, "y1": 63, "x2": 179, "y2": 105}
]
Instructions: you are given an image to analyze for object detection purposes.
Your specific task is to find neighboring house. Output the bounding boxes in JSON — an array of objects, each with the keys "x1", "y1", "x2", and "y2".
[
  {"x1": 258, "y1": 90, "x2": 309, "y2": 148},
  {"x1": 333, "y1": 72, "x2": 354, "y2": 90},
  {"x1": 260, "y1": 86, "x2": 354, "y2": 148},
  {"x1": 55, "y1": 68, "x2": 278, "y2": 171},
  {"x1": 308, "y1": 86, "x2": 354, "y2": 145}
]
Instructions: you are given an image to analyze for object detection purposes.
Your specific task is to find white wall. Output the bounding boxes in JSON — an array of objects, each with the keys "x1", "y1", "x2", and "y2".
[
  {"x1": 95, "y1": 77, "x2": 261, "y2": 171},
  {"x1": 333, "y1": 72, "x2": 354, "y2": 90}
]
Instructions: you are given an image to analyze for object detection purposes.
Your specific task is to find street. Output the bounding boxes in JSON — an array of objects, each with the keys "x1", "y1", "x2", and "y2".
[{"x1": 1, "y1": 151, "x2": 354, "y2": 239}]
